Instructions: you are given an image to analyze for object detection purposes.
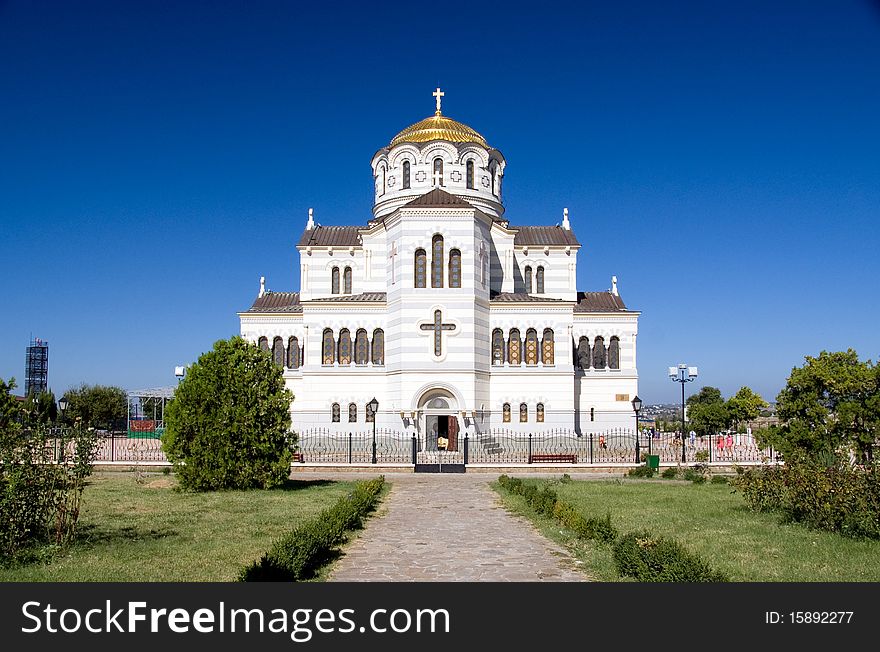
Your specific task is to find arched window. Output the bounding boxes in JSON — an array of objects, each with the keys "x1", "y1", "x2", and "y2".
[
  {"x1": 348, "y1": 403, "x2": 357, "y2": 422},
  {"x1": 343, "y1": 267, "x2": 352, "y2": 294},
  {"x1": 525, "y1": 328, "x2": 539, "y2": 365},
  {"x1": 331, "y1": 403, "x2": 340, "y2": 422},
  {"x1": 322, "y1": 328, "x2": 335, "y2": 365},
  {"x1": 272, "y1": 337, "x2": 284, "y2": 366},
  {"x1": 524, "y1": 266, "x2": 532, "y2": 293},
  {"x1": 508, "y1": 328, "x2": 521, "y2": 365},
  {"x1": 491, "y1": 166, "x2": 497, "y2": 196},
  {"x1": 431, "y1": 235, "x2": 444, "y2": 288},
  {"x1": 542, "y1": 328, "x2": 554, "y2": 365},
  {"x1": 448, "y1": 249, "x2": 461, "y2": 288},
  {"x1": 608, "y1": 336, "x2": 620, "y2": 370},
  {"x1": 371, "y1": 329, "x2": 385, "y2": 365},
  {"x1": 258, "y1": 336, "x2": 269, "y2": 353},
  {"x1": 519, "y1": 403, "x2": 528, "y2": 422},
  {"x1": 503, "y1": 403, "x2": 511, "y2": 423},
  {"x1": 402, "y1": 160, "x2": 411, "y2": 189},
  {"x1": 331, "y1": 267, "x2": 340, "y2": 294},
  {"x1": 592, "y1": 336, "x2": 607, "y2": 370},
  {"x1": 287, "y1": 336, "x2": 300, "y2": 369},
  {"x1": 379, "y1": 165, "x2": 386, "y2": 196},
  {"x1": 537, "y1": 403, "x2": 545, "y2": 423},
  {"x1": 466, "y1": 160, "x2": 474, "y2": 189},
  {"x1": 491, "y1": 328, "x2": 505, "y2": 365},
  {"x1": 433, "y1": 157, "x2": 444, "y2": 186},
  {"x1": 577, "y1": 336, "x2": 591, "y2": 369},
  {"x1": 355, "y1": 329, "x2": 369, "y2": 365},
  {"x1": 337, "y1": 329, "x2": 352, "y2": 365},
  {"x1": 365, "y1": 401, "x2": 375, "y2": 423},
  {"x1": 414, "y1": 248, "x2": 427, "y2": 288},
  {"x1": 536, "y1": 266, "x2": 545, "y2": 294}
]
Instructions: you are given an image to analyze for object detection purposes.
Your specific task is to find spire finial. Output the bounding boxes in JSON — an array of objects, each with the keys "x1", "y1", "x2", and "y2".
[
  {"x1": 433, "y1": 87, "x2": 445, "y2": 115},
  {"x1": 611, "y1": 275, "x2": 619, "y2": 296},
  {"x1": 562, "y1": 207, "x2": 570, "y2": 230},
  {"x1": 259, "y1": 276, "x2": 266, "y2": 298},
  {"x1": 306, "y1": 207, "x2": 314, "y2": 230}
]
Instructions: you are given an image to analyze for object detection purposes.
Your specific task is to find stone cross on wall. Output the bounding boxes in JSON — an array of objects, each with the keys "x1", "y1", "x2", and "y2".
[
  {"x1": 433, "y1": 87, "x2": 444, "y2": 115},
  {"x1": 389, "y1": 241, "x2": 397, "y2": 285},
  {"x1": 420, "y1": 309, "x2": 456, "y2": 356}
]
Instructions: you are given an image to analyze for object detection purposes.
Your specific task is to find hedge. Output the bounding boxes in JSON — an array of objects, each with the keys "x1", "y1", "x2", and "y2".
[
  {"x1": 239, "y1": 476, "x2": 385, "y2": 581},
  {"x1": 733, "y1": 462, "x2": 880, "y2": 539},
  {"x1": 497, "y1": 474, "x2": 725, "y2": 582}
]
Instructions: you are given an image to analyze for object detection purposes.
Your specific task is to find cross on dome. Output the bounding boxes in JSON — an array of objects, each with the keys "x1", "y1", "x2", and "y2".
[{"x1": 433, "y1": 87, "x2": 444, "y2": 115}]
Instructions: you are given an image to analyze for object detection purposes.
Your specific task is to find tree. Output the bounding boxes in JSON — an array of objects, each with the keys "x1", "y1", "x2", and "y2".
[
  {"x1": 686, "y1": 386, "x2": 729, "y2": 438},
  {"x1": 725, "y1": 386, "x2": 768, "y2": 432},
  {"x1": 163, "y1": 336, "x2": 295, "y2": 491},
  {"x1": 766, "y1": 350, "x2": 879, "y2": 462},
  {"x1": 0, "y1": 378, "x2": 22, "y2": 429},
  {"x1": 60, "y1": 385, "x2": 127, "y2": 431}
]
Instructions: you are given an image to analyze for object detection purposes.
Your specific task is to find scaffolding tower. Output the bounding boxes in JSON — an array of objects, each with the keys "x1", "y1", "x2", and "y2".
[{"x1": 25, "y1": 337, "x2": 49, "y2": 395}]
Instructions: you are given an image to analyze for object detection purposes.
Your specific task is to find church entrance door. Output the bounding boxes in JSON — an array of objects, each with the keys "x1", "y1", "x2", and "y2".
[
  {"x1": 425, "y1": 414, "x2": 459, "y2": 452},
  {"x1": 420, "y1": 392, "x2": 459, "y2": 453}
]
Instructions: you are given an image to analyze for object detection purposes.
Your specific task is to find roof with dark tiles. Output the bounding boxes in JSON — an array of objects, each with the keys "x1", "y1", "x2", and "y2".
[
  {"x1": 489, "y1": 292, "x2": 569, "y2": 303},
  {"x1": 306, "y1": 292, "x2": 387, "y2": 303},
  {"x1": 403, "y1": 187, "x2": 474, "y2": 208},
  {"x1": 512, "y1": 225, "x2": 580, "y2": 247},
  {"x1": 246, "y1": 292, "x2": 302, "y2": 313},
  {"x1": 296, "y1": 225, "x2": 363, "y2": 248},
  {"x1": 573, "y1": 291, "x2": 628, "y2": 312}
]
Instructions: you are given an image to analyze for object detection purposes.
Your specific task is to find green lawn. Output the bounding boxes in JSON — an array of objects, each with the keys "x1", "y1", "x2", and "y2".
[
  {"x1": 495, "y1": 477, "x2": 880, "y2": 582},
  {"x1": 1, "y1": 472, "x2": 357, "y2": 582}
]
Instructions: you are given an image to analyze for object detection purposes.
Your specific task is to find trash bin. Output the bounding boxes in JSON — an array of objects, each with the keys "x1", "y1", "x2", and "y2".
[{"x1": 646, "y1": 455, "x2": 660, "y2": 471}]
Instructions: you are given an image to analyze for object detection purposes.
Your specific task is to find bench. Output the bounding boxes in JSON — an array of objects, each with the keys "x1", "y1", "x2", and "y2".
[
  {"x1": 529, "y1": 453, "x2": 577, "y2": 464},
  {"x1": 292, "y1": 452, "x2": 305, "y2": 463}
]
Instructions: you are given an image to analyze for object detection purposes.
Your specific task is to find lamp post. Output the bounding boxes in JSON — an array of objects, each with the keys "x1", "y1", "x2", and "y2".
[
  {"x1": 58, "y1": 397, "x2": 68, "y2": 427},
  {"x1": 368, "y1": 397, "x2": 379, "y2": 464},
  {"x1": 631, "y1": 395, "x2": 642, "y2": 464},
  {"x1": 669, "y1": 364, "x2": 698, "y2": 463}
]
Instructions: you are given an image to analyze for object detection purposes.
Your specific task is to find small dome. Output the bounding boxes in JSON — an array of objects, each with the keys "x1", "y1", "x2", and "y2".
[{"x1": 390, "y1": 113, "x2": 488, "y2": 148}]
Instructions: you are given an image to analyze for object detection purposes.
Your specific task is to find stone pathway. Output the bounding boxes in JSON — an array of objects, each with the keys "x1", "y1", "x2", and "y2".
[{"x1": 328, "y1": 474, "x2": 586, "y2": 582}]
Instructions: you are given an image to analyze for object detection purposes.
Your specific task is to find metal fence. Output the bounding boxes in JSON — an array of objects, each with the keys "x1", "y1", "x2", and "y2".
[
  {"x1": 81, "y1": 428, "x2": 776, "y2": 466},
  {"x1": 293, "y1": 428, "x2": 778, "y2": 465}
]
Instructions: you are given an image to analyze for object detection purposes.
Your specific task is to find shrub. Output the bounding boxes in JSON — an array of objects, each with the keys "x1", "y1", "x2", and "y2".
[
  {"x1": 710, "y1": 475, "x2": 729, "y2": 485},
  {"x1": 661, "y1": 467, "x2": 678, "y2": 479},
  {"x1": 612, "y1": 531, "x2": 727, "y2": 582},
  {"x1": 732, "y1": 462, "x2": 880, "y2": 539},
  {"x1": 627, "y1": 465, "x2": 655, "y2": 478},
  {"x1": 683, "y1": 467, "x2": 707, "y2": 484},
  {"x1": 694, "y1": 450, "x2": 709, "y2": 463},
  {"x1": 163, "y1": 337, "x2": 295, "y2": 491},
  {"x1": 1, "y1": 425, "x2": 100, "y2": 559},
  {"x1": 240, "y1": 477, "x2": 385, "y2": 581}
]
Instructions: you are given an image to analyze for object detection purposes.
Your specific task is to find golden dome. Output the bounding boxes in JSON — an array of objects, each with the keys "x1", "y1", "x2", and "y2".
[{"x1": 390, "y1": 113, "x2": 488, "y2": 148}]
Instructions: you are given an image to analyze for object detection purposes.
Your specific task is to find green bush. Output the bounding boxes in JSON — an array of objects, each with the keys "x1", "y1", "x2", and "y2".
[
  {"x1": 732, "y1": 462, "x2": 880, "y2": 539},
  {"x1": 612, "y1": 531, "x2": 727, "y2": 582},
  {"x1": 163, "y1": 337, "x2": 295, "y2": 491},
  {"x1": 683, "y1": 467, "x2": 707, "y2": 484},
  {"x1": 661, "y1": 467, "x2": 678, "y2": 479},
  {"x1": 710, "y1": 475, "x2": 729, "y2": 485},
  {"x1": 1, "y1": 425, "x2": 100, "y2": 560},
  {"x1": 694, "y1": 450, "x2": 710, "y2": 463},
  {"x1": 627, "y1": 465, "x2": 655, "y2": 478},
  {"x1": 240, "y1": 477, "x2": 385, "y2": 581}
]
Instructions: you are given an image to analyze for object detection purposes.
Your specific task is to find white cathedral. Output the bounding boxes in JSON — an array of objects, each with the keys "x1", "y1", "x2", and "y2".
[{"x1": 239, "y1": 90, "x2": 639, "y2": 450}]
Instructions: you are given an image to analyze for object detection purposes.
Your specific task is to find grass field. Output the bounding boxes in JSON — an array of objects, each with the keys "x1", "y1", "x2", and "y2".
[
  {"x1": 0, "y1": 472, "x2": 358, "y2": 582},
  {"x1": 495, "y1": 477, "x2": 880, "y2": 582}
]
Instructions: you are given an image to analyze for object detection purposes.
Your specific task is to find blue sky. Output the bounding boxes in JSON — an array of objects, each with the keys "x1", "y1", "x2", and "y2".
[{"x1": 1, "y1": 0, "x2": 878, "y2": 404}]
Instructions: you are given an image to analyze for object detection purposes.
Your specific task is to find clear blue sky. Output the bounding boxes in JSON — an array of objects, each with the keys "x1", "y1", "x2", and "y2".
[{"x1": 2, "y1": 0, "x2": 879, "y2": 404}]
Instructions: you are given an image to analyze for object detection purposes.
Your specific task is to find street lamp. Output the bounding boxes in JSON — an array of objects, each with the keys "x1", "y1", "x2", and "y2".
[
  {"x1": 669, "y1": 364, "x2": 698, "y2": 463},
  {"x1": 58, "y1": 397, "x2": 68, "y2": 425},
  {"x1": 631, "y1": 395, "x2": 642, "y2": 464},
  {"x1": 368, "y1": 397, "x2": 379, "y2": 464}
]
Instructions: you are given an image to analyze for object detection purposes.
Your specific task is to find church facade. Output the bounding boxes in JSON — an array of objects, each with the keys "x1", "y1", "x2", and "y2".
[{"x1": 239, "y1": 91, "x2": 639, "y2": 447}]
